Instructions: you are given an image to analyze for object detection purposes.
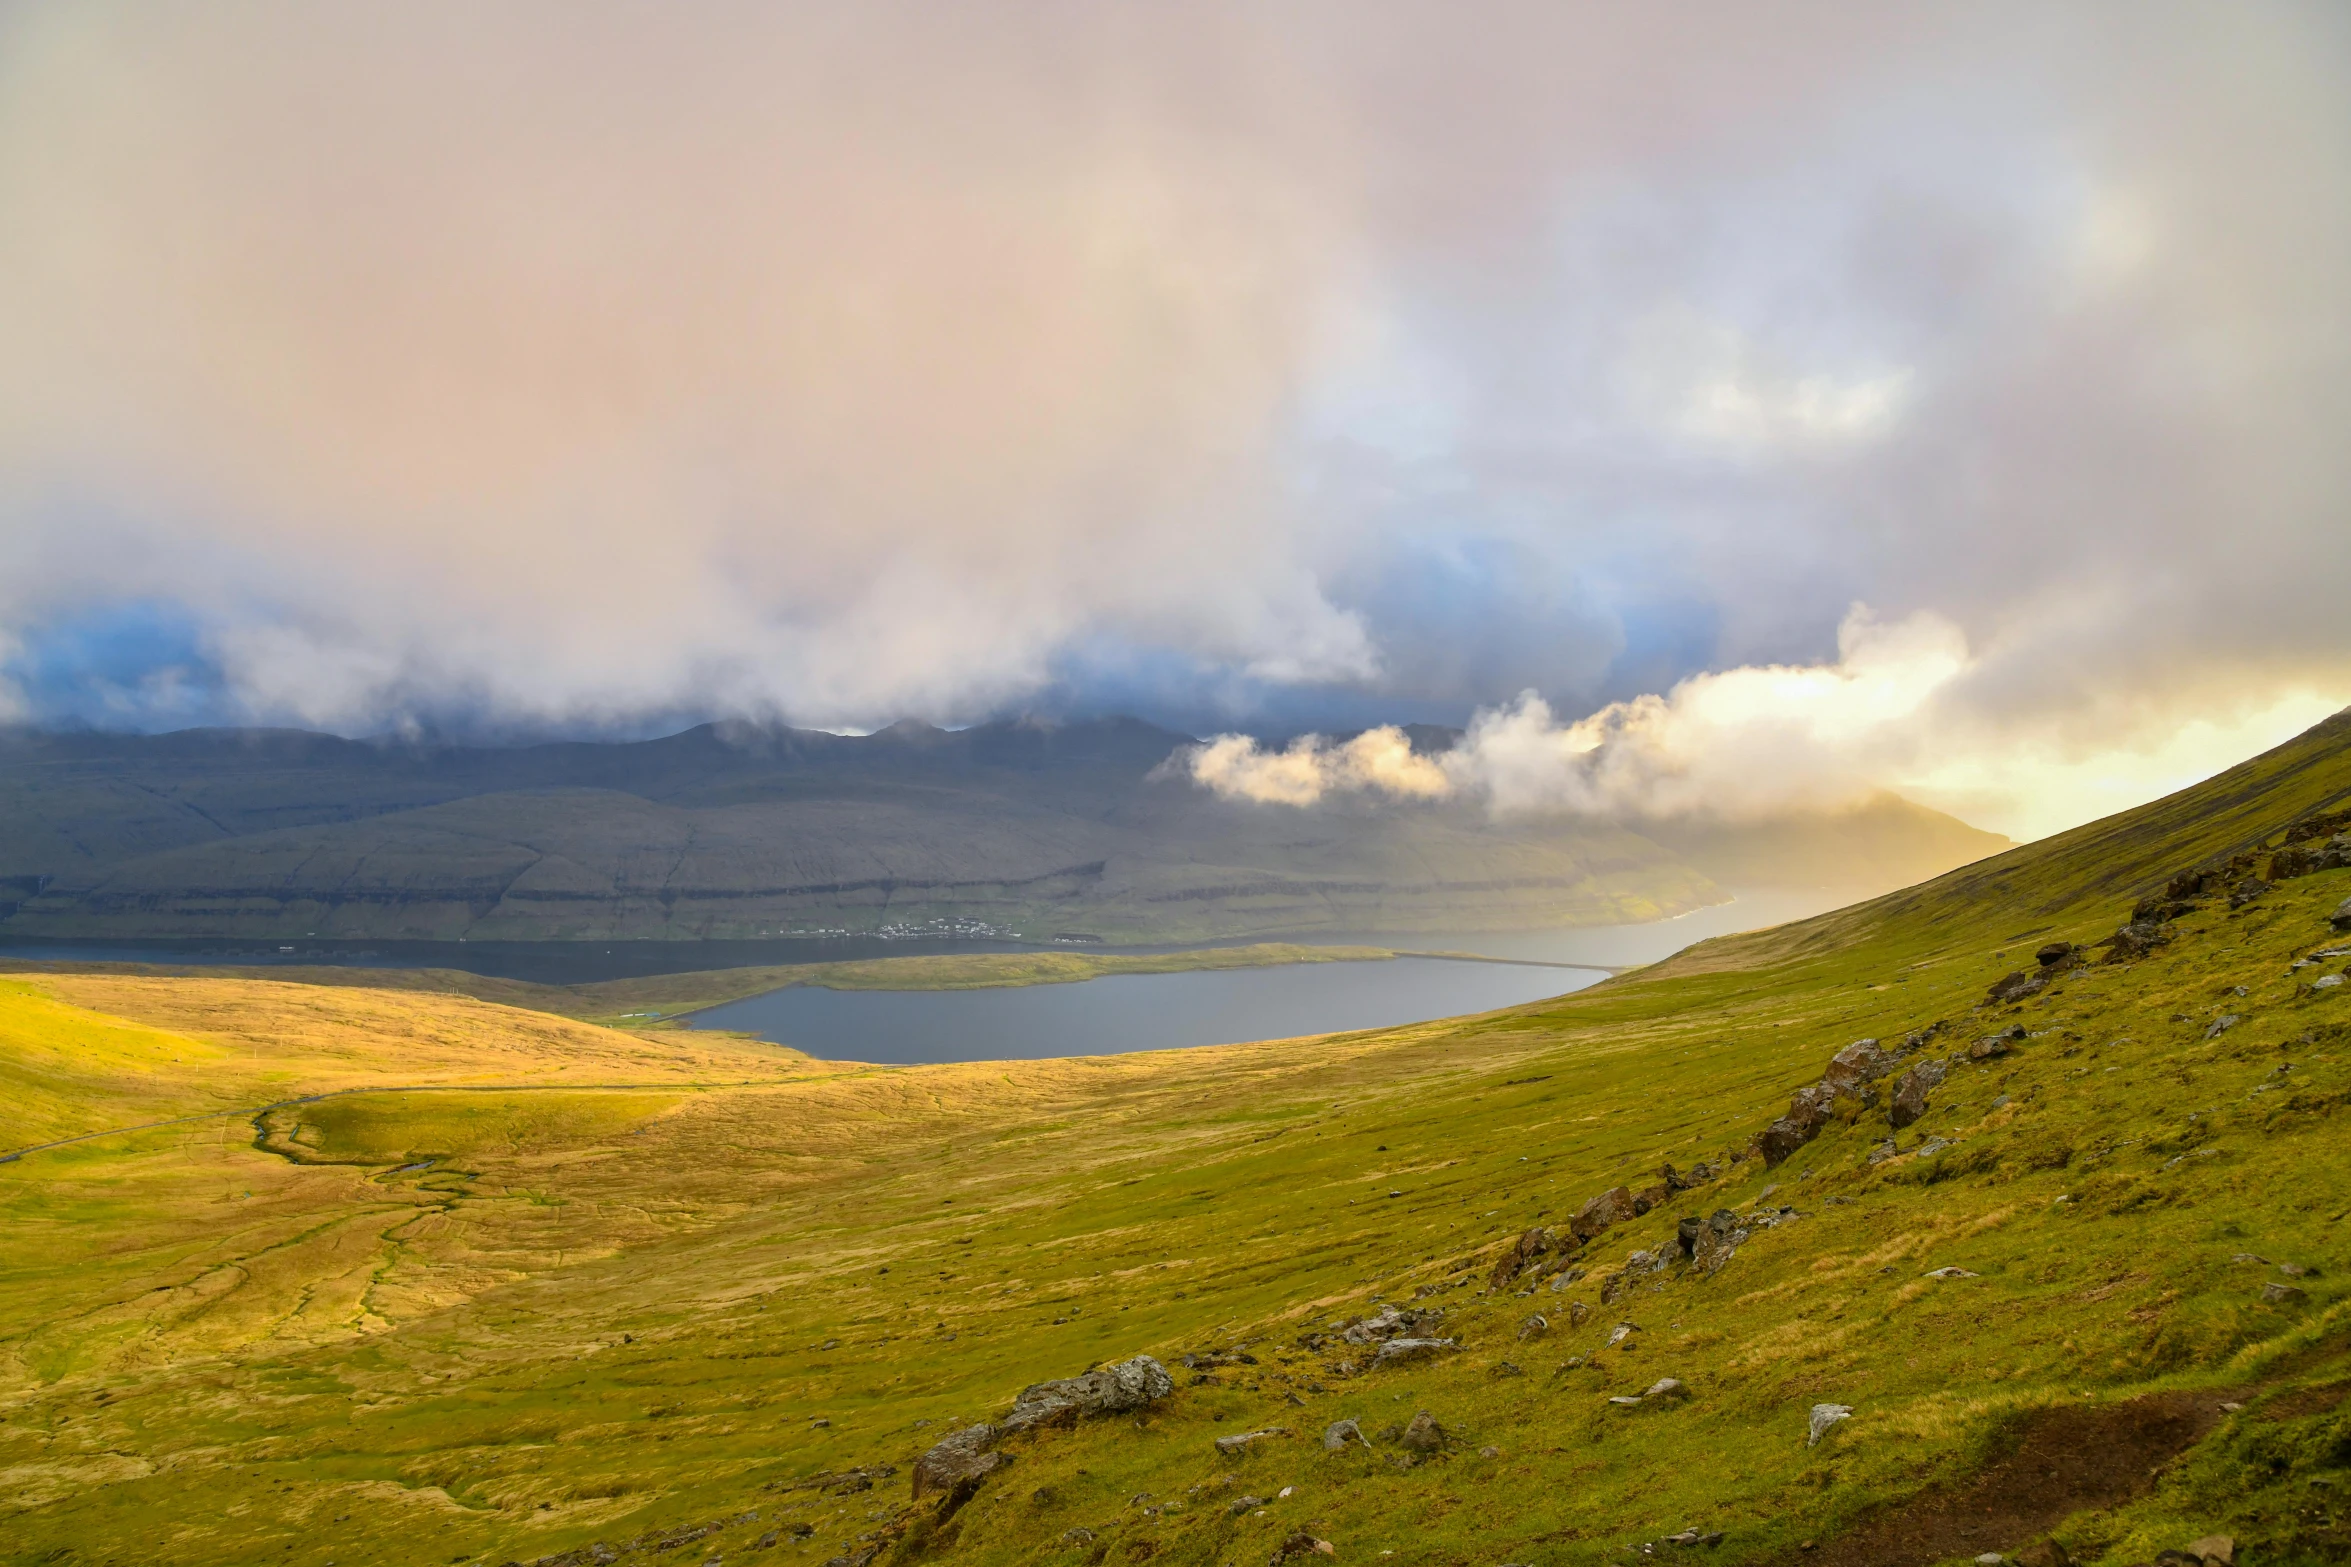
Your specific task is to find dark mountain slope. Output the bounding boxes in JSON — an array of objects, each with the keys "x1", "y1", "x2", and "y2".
[{"x1": 0, "y1": 718, "x2": 2009, "y2": 943}]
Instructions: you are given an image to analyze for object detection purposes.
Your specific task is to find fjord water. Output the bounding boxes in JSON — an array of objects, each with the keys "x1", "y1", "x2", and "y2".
[
  {"x1": 685, "y1": 890, "x2": 1844, "y2": 1063},
  {"x1": 687, "y1": 953, "x2": 1599, "y2": 1063}
]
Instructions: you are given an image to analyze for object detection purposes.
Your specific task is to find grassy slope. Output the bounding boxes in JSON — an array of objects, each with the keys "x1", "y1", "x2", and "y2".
[
  {"x1": 2, "y1": 714, "x2": 2349, "y2": 1567},
  {"x1": 0, "y1": 943, "x2": 1402, "y2": 1031}
]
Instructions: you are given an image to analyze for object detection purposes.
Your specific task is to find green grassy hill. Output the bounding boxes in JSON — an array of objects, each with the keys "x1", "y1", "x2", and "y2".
[
  {"x1": 0, "y1": 719, "x2": 2004, "y2": 943},
  {"x1": 2, "y1": 712, "x2": 2347, "y2": 1567}
]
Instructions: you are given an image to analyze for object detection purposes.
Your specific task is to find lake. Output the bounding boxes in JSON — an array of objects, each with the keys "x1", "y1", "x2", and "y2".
[
  {"x1": 680, "y1": 890, "x2": 1843, "y2": 1063},
  {"x1": 2, "y1": 889, "x2": 1845, "y2": 1064},
  {"x1": 686, "y1": 953, "x2": 1602, "y2": 1063}
]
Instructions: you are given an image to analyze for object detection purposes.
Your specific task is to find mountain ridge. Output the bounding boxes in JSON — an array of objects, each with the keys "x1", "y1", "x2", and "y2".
[{"x1": 0, "y1": 718, "x2": 2008, "y2": 943}]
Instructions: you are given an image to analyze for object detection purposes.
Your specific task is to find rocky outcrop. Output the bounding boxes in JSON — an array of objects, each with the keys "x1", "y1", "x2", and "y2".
[
  {"x1": 1487, "y1": 1226, "x2": 1558, "y2": 1289},
  {"x1": 1819, "y1": 1038, "x2": 1898, "y2": 1097},
  {"x1": 1753, "y1": 1034, "x2": 1924, "y2": 1166},
  {"x1": 2269, "y1": 836, "x2": 2351, "y2": 880},
  {"x1": 1676, "y1": 1209, "x2": 1748, "y2": 1274},
  {"x1": 1003, "y1": 1354, "x2": 1172, "y2": 1432},
  {"x1": 1571, "y1": 1186, "x2": 1637, "y2": 1242},
  {"x1": 2102, "y1": 918, "x2": 2174, "y2": 961},
  {"x1": 911, "y1": 1424, "x2": 1011, "y2": 1499},
  {"x1": 1490, "y1": 1165, "x2": 1723, "y2": 1287},
  {"x1": 910, "y1": 1354, "x2": 1171, "y2": 1499},
  {"x1": 1339, "y1": 1305, "x2": 1443, "y2": 1345},
  {"x1": 1888, "y1": 1059, "x2": 1948, "y2": 1129},
  {"x1": 1986, "y1": 968, "x2": 2050, "y2": 1004}
]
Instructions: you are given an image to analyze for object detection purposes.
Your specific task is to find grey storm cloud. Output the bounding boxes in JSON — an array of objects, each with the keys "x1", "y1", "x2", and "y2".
[{"x1": 1, "y1": 1, "x2": 2346, "y2": 835}]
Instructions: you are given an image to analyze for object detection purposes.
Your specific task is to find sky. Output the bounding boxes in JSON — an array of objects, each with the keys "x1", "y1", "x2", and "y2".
[{"x1": 1, "y1": 2, "x2": 2347, "y2": 840}]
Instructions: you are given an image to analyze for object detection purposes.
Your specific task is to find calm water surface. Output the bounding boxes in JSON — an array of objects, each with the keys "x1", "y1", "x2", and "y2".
[
  {"x1": 688, "y1": 955, "x2": 1601, "y2": 1064},
  {"x1": 2, "y1": 890, "x2": 1845, "y2": 1064}
]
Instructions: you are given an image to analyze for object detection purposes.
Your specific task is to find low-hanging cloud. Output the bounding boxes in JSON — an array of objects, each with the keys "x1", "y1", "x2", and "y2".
[
  {"x1": 1177, "y1": 607, "x2": 1966, "y2": 815},
  {"x1": 1177, "y1": 607, "x2": 2346, "y2": 838},
  {"x1": 1, "y1": 2, "x2": 2347, "y2": 836},
  {"x1": 1175, "y1": 724, "x2": 1453, "y2": 807}
]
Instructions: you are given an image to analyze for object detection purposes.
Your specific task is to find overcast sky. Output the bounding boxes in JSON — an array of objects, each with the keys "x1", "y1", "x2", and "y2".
[{"x1": 2, "y1": 2, "x2": 2347, "y2": 837}]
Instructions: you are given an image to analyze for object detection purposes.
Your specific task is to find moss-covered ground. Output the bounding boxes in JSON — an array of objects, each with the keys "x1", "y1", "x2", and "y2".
[{"x1": 4, "y1": 715, "x2": 2351, "y2": 1567}]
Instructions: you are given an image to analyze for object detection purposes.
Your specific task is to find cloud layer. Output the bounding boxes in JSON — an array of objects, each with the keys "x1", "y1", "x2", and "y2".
[{"x1": 2, "y1": 2, "x2": 2348, "y2": 836}]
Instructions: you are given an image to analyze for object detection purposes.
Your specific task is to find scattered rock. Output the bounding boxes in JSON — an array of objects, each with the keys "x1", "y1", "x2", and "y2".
[
  {"x1": 1755, "y1": 1101, "x2": 1827, "y2": 1167},
  {"x1": 1269, "y1": 1531, "x2": 1336, "y2": 1562},
  {"x1": 2183, "y1": 1535, "x2": 2235, "y2": 1566},
  {"x1": 1677, "y1": 1209, "x2": 1748, "y2": 1275},
  {"x1": 1608, "y1": 1322, "x2": 1638, "y2": 1347},
  {"x1": 1643, "y1": 1378, "x2": 1691, "y2": 1402},
  {"x1": 2103, "y1": 919, "x2": 2174, "y2": 962},
  {"x1": 1986, "y1": 969, "x2": 2048, "y2": 1005},
  {"x1": 2315, "y1": 974, "x2": 2344, "y2": 991},
  {"x1": 910, "y1": 1424, "x2": 1009, "y2": 1499},
  {"x1": 1229, "y1": 1495, "x2": 1264, "y2": 1516},
  {"x1": 1214, "y1": 1428, "x2": 1291, "y2": 1456},
  {"x1": 1341, "y1": 1306, "x2": 1442, "y2": 1346},
  {"x1": 2332, "y1": 895, "x2": 2351, "y2": 932},
  {"x1": 1399, "y1": 1411, "x2": 1446, "y2": 1454},
  {"x1": 2205, "y1": 1015, "x2": 2241, "y2": 1040},
  {"x1": 1004, "y1": 1355, "x2": 1174, "y2": 1433},
  {"x1": 1566, "y1": 1300, "x2": 1591, "y2": 1328},
  {"x1": 1570, "y1": 1186, "x2": 1637, "y2": 1243},
  {"x1": 1820, "y1": 1038, "x2": 1897, "y2": 1097},
  {"x1": 1889, "y1": 1060, "x2": 1948, "y2": 1129},
  {"x1": 1807, "y1": 1403, "x2": 1853, "y2": 1447},
  {"x1": 1924, "y1": 1267, "x2": 1979, "y2": 1280},
  {"x1": 1969, "y1": 1034, "x2": 2012, "y2": 1061},
  {"x1": 1517, "y1": 1313, "x2": 1549, "y2": 1341},
  {"x1": 2278, "y1": 1261, "x2": 2314, "y2": 1277},
  {"x1": 1322, "y1": 1418, "x2": 1367, "y2": 1451},
  {"x1": 2034, "y1": 942, "x2": 2078, "y2": 967},
  {"x1": 1489, "y1": 1226, "x2": 1559, "y2": 1288},
  {"x1": 1608, "y1": 1395, "x2": 1645, "y2": 1407},
  {"x1": 2262, "y1": 1282, "x2": 2308, "y2": 1305},
  {"x1": 1478, "y1": 1444, "x2": 1500, "y2": 1459},
  {"x1": 911, "y1": 1354, "x2": 1169, "y2": 1500},
  {"x1": 1370, "y1": 1337, "x2": 1458, "y2": 1367},
  {"x1": 2228, "y1": 878, "x2": 2271, "y2": 910},
  {"x1": 1061, "y1": 1527, "x2": 1097, "y2": 1546}
]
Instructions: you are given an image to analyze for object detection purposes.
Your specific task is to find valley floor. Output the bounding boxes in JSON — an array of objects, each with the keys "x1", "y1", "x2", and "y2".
[{"x1": 5, "y1": 717, "x2": 2351, "y2": 1567}]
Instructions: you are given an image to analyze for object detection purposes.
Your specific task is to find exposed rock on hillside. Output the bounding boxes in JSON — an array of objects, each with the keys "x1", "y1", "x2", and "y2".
[
  {"x1": 1889, "y1": 1059, "x2": 1949, "y2": 1130},
  {"x1": 909, "y1": 1354, "x2": 1172, "y2": 1500}
]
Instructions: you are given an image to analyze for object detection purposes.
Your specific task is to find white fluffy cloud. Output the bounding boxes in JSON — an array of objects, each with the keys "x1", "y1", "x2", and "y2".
[
  {"x1": 1176, "y1": 725, "x2": 1452, "y2": 807},
  {"x1": 1179, "y1": 608, "x2": 2347, "y2": 839}
]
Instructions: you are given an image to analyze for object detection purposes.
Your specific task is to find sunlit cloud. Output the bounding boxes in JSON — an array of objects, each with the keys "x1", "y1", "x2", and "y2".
[{"x1": 1177, "y1": 608, "x2": 2347, "y2": 840}]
